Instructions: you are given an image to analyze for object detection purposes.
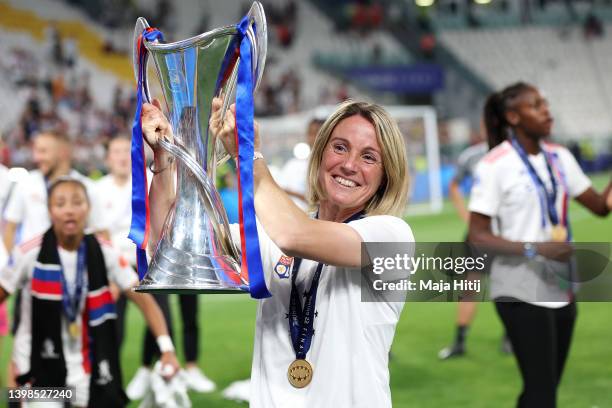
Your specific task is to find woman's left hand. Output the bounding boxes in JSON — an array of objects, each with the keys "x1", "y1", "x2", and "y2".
[{"x1": 209, "y1": 97, "x2": 261, "y2": 158}]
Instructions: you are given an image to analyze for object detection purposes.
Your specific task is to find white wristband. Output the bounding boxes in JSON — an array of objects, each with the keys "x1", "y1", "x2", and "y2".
[
  {"x1": 254, "y1": 151, "x2": 264, "y2": 161},
  {"x1": 156, "y1": 335, "x2": 175, "y2": 353}
]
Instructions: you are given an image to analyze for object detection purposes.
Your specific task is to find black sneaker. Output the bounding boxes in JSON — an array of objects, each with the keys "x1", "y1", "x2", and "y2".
[{"x1": 438, "y1": 344, "x2": 465, "y2": 360}]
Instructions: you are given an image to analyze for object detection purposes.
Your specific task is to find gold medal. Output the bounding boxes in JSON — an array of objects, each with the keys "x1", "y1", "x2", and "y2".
[
  {"x1": 288, "y1": 359, "x2": 313, "y2": 388},
  {"x1": 69, "y1": 322, "x2": 80, "y2": 339},
  {"x1": 550, "y1": 225, "x2": 567, "y2": 242}
]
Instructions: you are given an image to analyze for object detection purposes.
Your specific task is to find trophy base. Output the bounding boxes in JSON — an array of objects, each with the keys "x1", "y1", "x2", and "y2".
[
  {"x1": 135, "y1": 239, "x2": 247, "y2": 294},
  {"x1": 133, "y1": 284, "x2": 247, "y2": 294}
]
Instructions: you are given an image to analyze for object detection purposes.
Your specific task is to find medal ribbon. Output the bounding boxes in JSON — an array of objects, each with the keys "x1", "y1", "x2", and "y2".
[
  {"x1": 58, "y1": 241, "x2": 86, "y2": 323},
  {"x1": 544, "y1": 148, "x2": 575, "y2": 296},
  {"x1": 129, "y1": 27, "x2": 164, "y2": 279},
  {"x1": 545, "y1": 149, "x2": 572, "y2": 241},
  {"x1": 510, "y1": 136, "x2": 560, "y2": 228},
  {"x1": 288, "y1": 212, "x2": 364, "y2": 359}
]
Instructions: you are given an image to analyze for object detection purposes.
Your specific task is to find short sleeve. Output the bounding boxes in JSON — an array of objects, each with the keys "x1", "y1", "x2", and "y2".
[
  {"x1": 104, "y1": 244, "x2": 138, "y2": 290},
  {"x1": 348, "y1": 215, "x2": 414, "y2": 243},
  {"x1": 468, "y1": 160, "x2": 501, "y2": 217},
  {"x1": 557, "y1": 148, "x2": 591, "y2": 198},
  {"x1": 3, "y1": 181, "x2": 25, "y2": 224},
  {"x1": 0, "y1": 246, "x2": 31, "y2": 294}
]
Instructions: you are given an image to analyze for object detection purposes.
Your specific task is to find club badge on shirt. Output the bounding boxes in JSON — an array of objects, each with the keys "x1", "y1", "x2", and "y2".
[{"x1": 274, "y1": 255, "x2": 293, "y2": 279}]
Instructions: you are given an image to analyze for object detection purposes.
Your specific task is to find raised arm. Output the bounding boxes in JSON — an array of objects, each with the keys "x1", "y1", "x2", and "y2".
[
  {"x1": 252, "y1": 159, "x2": 363, "y2": 266},
  {"x1": 209, "y1": 99, "x2": 364, "y2": 267},
  {"x1": 141, "y1": 100, "x2": 176, "y2": 251},
  {"x1": 574, "y1": 182, "x2": 612, "y2": 217}
]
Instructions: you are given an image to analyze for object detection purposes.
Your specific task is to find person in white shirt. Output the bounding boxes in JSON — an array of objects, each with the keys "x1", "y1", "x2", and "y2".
[
  {"x1": 278, "y1": 118, "x2": 325, "y2": 210},
  {"x1": 2, "y1": 131, "x2": 110, "y2": 389},
  {"x1": 0, "y1": 177, "x2": 179, "y2": 407},
  {"x1": 3, "y1": 131, "x2": 108, "y2": 252},
  {"x1": 143, "y1": 98, "x2": 414, "y2": 408},
  {"x1": 468, "y1": 82, "x2": 612, "y2": 408}
]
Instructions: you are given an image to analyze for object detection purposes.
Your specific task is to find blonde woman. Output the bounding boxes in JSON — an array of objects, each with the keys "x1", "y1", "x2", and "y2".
[{"x1": 143, "y1": 99, "x2": 414, "y2": 408}]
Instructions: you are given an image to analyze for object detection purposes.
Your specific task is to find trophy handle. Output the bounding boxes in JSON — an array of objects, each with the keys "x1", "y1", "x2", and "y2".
[
  {"x1": 217, "y1": 1, "x2": 267, "y2": 166},
  {"x1": 133, "y1": 17, "x2": 154, "y2": 104},
  {"x1": 247, "y1": 1, "x2": 267, "y2": 93}
]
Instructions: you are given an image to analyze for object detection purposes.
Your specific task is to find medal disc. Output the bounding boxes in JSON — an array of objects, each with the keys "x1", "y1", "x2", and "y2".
[
  {"x1": 288, "y1": 359, "x2": 313, "y2": 388},
  {"x1": 550, "y1": 225, "x2": 567, "y2": 242},
  {"x1": 69, "y1": 322, "x2": 80, "y2": 339}
]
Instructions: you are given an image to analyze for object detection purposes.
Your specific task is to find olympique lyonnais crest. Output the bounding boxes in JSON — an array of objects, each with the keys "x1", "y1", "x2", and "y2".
[{"x1": 274, "y1": 255, "x2": 293, "y2": 279}]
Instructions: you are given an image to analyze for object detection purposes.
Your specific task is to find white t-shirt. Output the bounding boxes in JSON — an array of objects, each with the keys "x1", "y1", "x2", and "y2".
[
  {"x1": 3, "y1": 169, "x2": 108, "y2": 244},
  {"x1": 232, "y1": 215, "x2": 414, "y2": 408},
  {"x1": 278, "y1": 158, "x2": 309, "y2": 210},
  {"x1": 469, "y1": 140, "x2": 591, "y2": 308},
  {"x1": 96, "y1": 175, "x2": 136, "y2": 266},
  {"x1": 0, "y1": 235, "x2": 137, "y2": 406}
]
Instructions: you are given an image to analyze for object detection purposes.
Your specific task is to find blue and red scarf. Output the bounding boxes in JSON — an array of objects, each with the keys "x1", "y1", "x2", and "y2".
[{"x1": 19, "y1": 228, "x2": 127, "y2": 407}]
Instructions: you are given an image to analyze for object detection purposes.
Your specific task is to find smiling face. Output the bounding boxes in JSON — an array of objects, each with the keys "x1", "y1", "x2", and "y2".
[
  {"x1": 317, "y1": 115, "x2": 384, "y2": 216},
  {"x1": 49, "y1": 181, "x2": 90, "y2": 243},
  {"x1": 507, "y1": 88, "x2": 554, "y2": 139}
]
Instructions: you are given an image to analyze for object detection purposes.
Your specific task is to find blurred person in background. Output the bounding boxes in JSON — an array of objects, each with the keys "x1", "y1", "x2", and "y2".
[
  {"x1": 0, "y1": 177, "x2": 179, "y2": 407},
  {"x1": 95, "y1": 135, "x2": 175, "y2": 364},
  {"x1": 438, "y1": 124, "x2": 512, "y2": 359},
  {"x1": 3, "y1": 131, "x2": 108, "y2": 253},
  {"x1": 278, "y1": 117, "x2": 325, "y2": 210},
  {"x1": 469, "y1": 82, "x2": 611, "y2": 408},
  {"x1": 2, "y1": 130, "x2": 109, "y2": 388}
]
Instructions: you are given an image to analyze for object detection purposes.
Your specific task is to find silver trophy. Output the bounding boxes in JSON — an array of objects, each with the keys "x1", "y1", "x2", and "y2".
[{"x1": 132, "y1": 2, "x2": 267, "y2": 293}]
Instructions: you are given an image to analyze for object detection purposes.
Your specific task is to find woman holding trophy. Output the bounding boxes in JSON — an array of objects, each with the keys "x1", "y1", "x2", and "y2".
[{"x1": 143, "y1": 97, "x2": 414, "y2": 408}]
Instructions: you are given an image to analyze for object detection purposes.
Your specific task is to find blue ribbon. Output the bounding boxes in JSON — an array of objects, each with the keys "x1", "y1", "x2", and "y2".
[
  {"x1": 130, "y1": 28, "x2": 164, "y2": 279},
  {"x1": 288, "y1": 212, "x2": 364, "y2": 360},
  {"x1": 510, "y1": 136, "x2": 559, "y2": 228},
  {"x1": 234, "y1": 17, "x2": 270, "y2": 299},
  {"x1": 59, "y1": 241, "x2": 86, "y2": 322}
]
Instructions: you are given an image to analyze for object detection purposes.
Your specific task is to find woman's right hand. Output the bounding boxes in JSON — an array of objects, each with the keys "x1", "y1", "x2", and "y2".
[
  {"x1": 536, "y1": 242, "x2": 574, "y2": 262},
  {"x1": 209, "y1": 96, "x2": 261, "y2": 159},
  {"x1": 141, "y1": 99, "x2": 173, "y2": 150}
]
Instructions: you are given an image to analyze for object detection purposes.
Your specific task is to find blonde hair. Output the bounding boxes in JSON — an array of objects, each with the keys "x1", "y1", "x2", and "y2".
[{"x1": 307, "y1": 100, "x2": 410, "y2": 217}]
